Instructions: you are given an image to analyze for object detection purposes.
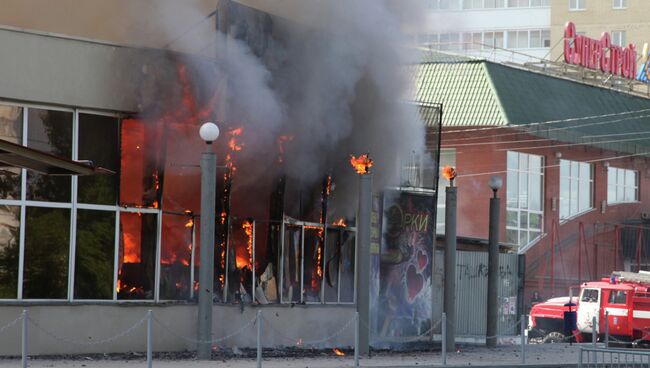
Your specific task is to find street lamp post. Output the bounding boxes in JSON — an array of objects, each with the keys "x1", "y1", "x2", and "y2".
[
  {"x1": 486, "y1": 176, "x2": 502, "y2": 348},
  {"x1": 442, "y1": 166, "x2": 457, "y2": 353},
  {"x1": 197, "y1": 122, "x2": 220, "y2": 359}
]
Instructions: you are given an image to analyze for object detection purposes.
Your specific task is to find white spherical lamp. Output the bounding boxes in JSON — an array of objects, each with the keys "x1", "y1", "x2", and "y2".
[
  {"x1": 199, "y1": 122, "x2": 220, "y2": 144},
  {"x1": 488, "y1": 176, "x2": 503, "y2": 197}
]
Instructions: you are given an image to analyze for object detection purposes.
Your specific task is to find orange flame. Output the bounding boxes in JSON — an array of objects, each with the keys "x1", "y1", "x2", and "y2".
[
  {"x1": 277, "y1": 135, "x2": 294, "y2": 163},
  {"x1": 228, "y1": 127, "x2": 244, "y2": 152},
  {"x1": 243, "y1": 220, "x2": 254, "y2": 268},
  {"x1": 333, "y1": 348, "x2": 345, "y2": 356},
  {"x1": 332, "y1": 218, "x2": 347, "y2": 227},
  {"x1": 441, "y1": 165, "x2": 457, "y2": 181},
  {"x1": 350, "y1": 154, "x2": 373, "y2": 175},
  {"x1": 185, "y1": 218, "x2": 194, "y2": 228}
]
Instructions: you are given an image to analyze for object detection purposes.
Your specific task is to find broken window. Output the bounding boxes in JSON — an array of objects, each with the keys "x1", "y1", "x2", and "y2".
[
  {"x1": 26, "y1": 109, "x2": 73, "y2": 202},
  {"x1": 77, "y1": 114, "x2": 119, "y2": 205},
  {"x1": 119, "y1": 119, "x2": 160, "y2": 209},
  {"x1": 74, "y1": 209, "x2": 115, "y2": 299},
  {"x1": 323, "y1": 227, "x2": 356, "y2": 303},
  {"x1": 117, "y1": 211, "x2": 157, "y2": 300},
  {"x1": 0, "y1": 104, "x2": 22, "y2": 200},
  {"x1": 23, "y1": 207, "x2": 70, "y2": 299},
  {"x1": 160, "y1": 213, "x2": 194, "y2": 300},
  {"x1": 0, "y1": 205, "x2": 20, "y2": 298}
]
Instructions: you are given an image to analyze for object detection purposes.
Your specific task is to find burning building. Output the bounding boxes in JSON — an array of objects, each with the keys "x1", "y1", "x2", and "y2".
[{"x1": 0, "y1": 0, "x2": 445, "y2": 356}]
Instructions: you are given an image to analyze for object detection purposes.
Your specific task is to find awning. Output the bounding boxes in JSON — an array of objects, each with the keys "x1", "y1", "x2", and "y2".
[{"x1": 0, "y1": 138, "x2": 113, "y2": 176}]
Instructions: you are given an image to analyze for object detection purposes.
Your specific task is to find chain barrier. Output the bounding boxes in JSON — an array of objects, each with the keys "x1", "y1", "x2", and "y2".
[
  {"x1": 0, "y1": 314, "x2": 21, "y2": 336},
  {"x1": 261, "y1": 314, "x2": 356, "y2": 346},
  {"x1": 153, "y1": 314, "x2": 257, "y2": 345},
  {"x1": 27, "y1": 314, "x2": 147, "y2": 346},
  {"x1": 357, "y1": 317, "x2": 441, "y2": 343}
]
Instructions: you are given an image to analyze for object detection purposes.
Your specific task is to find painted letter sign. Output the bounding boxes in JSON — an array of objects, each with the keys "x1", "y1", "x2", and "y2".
[{"x1": 564, "y1": 22, "x2": 637, "y2": 80}]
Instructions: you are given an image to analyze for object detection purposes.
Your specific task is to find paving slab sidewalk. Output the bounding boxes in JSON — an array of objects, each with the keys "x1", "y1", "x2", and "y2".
[{"x1": 0, "y1": 343, "x2": 583, "y2": 367}]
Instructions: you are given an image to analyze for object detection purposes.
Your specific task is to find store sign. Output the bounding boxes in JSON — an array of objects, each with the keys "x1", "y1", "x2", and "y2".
[
  {"x1": 636, "y1": 43, "x2": 650, "y2": 83},
  {"x1": 564, "y1": 22, "x2": 637, "y2": 80}
]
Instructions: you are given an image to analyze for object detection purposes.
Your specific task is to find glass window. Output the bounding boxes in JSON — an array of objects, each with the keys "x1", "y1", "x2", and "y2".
[
  {"x1": 613, "y1": 0, "x2": 627, "y2": 9},
  {"x1": 581, "y1": 288, "x2": 598, "y2": 302},
  {"x1": 74, "y1": 209, "x2": 115, "y2": 299},
  {"x1": 517, "y1": 30, "x2": 529, "y2": 48},
  {"x1": 507, "y1": 31, "x2": 518, "y2": 49},
  {"x1": 160, "y1": 213, "x2": 193, "y2": 300},
  {"x1": 506, "y1": 151, "x2": 544, "y2": 248},
  {"x1": 612, "y1": 31, "x2": 626, "y2": 47},
  {"x1": 607, "y1": 167, "x2": 638, "y2": 204},
  {"x1": 542, "y1": 30, "x2": 551, "y2": 47},
  {"x1": 559, "y1": 159, "x2": 593, "y2": 220},
  {"x1": 119, "y1": 119, "x2": 161, "y2": 209},
  {"x1": 0, "y1": 205, "x2": 20, "y2": 298},
  {"x1": 117, "y1": 212, "x2": 157, "y2": 300},
  {"x1": 0, "y1": 105, "x2": 23, "y2": 200},
  {"x1": 570, "y1": 0, "x2": 586, "y2": 10},
  {"x1": 78, "y1": 114, "x2": 119, "y2": 205},
  {"x1": 495, "y1": 32, "x2": 504, "y2": 48},
  {"x1": 485, "y1": 0, "x2": 496, "y2": 7},
  {"x1": 530, "y1": 30, "x2": 541, "y2": 48},
  {"x1": 608, "y1": 290, "x2": 627, "y2": 304},
  {"x1": 483, "y1": 32, "x2": 494, "y2": 49},
  {"x1": 26, "y1": 109, "x2": 73, "y2": 202},
  {"x1": 23, "y1": 207, "x2": 70, "y2": 299}
]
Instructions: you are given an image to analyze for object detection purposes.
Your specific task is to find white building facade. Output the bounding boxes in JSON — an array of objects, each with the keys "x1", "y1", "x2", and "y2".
[{"x1": 421, "y1": 0, "x2": 552, "y2": 63}]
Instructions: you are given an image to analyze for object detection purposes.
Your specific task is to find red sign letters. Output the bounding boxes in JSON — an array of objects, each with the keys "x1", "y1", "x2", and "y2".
[{"x1": 564, "y1": 21, "x2": 637, "y2": 80}]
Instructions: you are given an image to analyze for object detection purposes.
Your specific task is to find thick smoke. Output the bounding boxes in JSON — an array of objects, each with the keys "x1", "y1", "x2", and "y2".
[
  {"x1": 263, "y1": 0, "x2": 428, "y2": 216},
  {"x1": 134, "y1": 0, "x2": 429, "y2": 219}
]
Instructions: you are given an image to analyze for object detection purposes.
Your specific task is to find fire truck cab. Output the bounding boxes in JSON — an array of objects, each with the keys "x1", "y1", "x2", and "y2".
[{"x1": 529, "y1": 271, "x2": 650, "y2": 343}]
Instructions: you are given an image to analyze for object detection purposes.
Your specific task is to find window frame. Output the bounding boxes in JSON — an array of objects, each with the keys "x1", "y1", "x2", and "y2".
[
  {"x1": 559, "y1": 159, "x2": 594, "y2": 221},
  {"x1": 569, "y1": 0, "x2": 586, "y2": 11},
  {"x1": 607, "y1": 166, "x2": 639, "y2": 204},
  {"x1": 612, "y1": 0, "x2": 627, "y2": 9},
  {"x1": 506, "y1": 151, "x2": 545, "y2": 249}
]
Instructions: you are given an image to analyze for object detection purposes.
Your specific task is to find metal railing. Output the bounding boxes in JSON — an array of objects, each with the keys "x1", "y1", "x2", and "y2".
[
  {"x1": 0, "y1": 309, "x2": 535, "y2": 367},
  {"x1": 579, "y1": 346, "x2": 650, "y2": 368}
]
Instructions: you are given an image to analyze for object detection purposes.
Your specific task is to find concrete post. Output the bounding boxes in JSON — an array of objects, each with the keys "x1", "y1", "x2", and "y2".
[
  {"x1": 486, "y1": 194, "x2": 500, "y2": 347},
  {"x1": 592, "y1": 316, "x2": 597, "y2": 348},
  {"x1": 198, "y1": 149, "x2": 217, "y2": 359},
  {"x1": 355, "y1": 311, "x2": 360, "y2": 367},
  {"x1": 520, "y1": 314, "x2": 526, "y2": 364},
  {"x1": 21, "y1": 310, "x2": 27, "y2": 368},
  {"x1": 444, "y1": 185, "x2": 457, "y2": 353},
  {"x1": 442, "y1": 313, "x2": 447, "y2": 365},
  {"x1": 605, "y1": 311, "x2": 609, "y2": 347},
  {"x1": 256, "y1": 310, "x2": 262, "y2": 368},
  {"x1": 147, "y1": 310, "x2": 152, "y2": 368},
  {"x1": 356, "y1": 173, "x2": 372, "y2": 356}
]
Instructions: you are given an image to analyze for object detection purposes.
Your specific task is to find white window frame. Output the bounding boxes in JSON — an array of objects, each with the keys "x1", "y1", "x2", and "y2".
[
  {"x1": 607, "y1": 166, "x2": 638, "y2": 204},
  {"x1": 0, "y1": 101, "x2": 167, "y2": 303},
  {"x1": 569, "y1": 0, "x2": 586, "y2": 10},
  {"x1": 612, "y1": 30, "x2": 626, "y2": 47},
  {"x1": 506, "y1": 151, "x2": 544, "y2": 248},
  {"x1": 559, "y1": 159, "x2": 594, "y2": 221},
  {"x1": 612, "y1": 0, "x2": 627, "y2": 9}
]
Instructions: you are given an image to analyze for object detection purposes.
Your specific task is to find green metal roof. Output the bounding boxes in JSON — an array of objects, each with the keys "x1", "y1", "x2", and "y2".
[
  {"x1": 414, "y1": 52, "x2": 650, "y2": 153},
  {"x1": 415, "y1": 61, "x2": 505, "y2": 127}
]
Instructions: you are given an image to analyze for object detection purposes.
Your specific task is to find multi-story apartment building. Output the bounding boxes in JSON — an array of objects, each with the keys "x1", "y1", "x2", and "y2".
[
  {"x1": 422, "y1": 0, "x2": 551, "y2": 62},
  {"x1": 550, "y1": 0, "x2": 650, "y2": 64}
]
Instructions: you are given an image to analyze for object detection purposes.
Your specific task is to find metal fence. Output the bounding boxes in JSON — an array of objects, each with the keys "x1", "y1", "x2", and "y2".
[
  {"x1": 579, "y1": 346, "x2": 650, "y2": 368},
  {"x1": 433, "y1": 250, "x2": 520, "y2": 337},
  {"x1": 0, "y1": 309, "x2": 534, "y2": 367}
]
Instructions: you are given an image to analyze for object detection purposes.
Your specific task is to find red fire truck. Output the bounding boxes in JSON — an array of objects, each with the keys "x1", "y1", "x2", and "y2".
[{"x1": 528, "y1": 271, "x2": 650, "y2": 344}]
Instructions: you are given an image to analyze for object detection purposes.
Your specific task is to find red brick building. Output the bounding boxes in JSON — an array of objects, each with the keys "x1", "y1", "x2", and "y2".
[{"x1": 416, "y1": 52, "x2": 650, "y2": 308}]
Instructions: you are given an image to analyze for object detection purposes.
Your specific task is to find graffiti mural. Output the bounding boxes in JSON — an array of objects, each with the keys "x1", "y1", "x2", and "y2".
[{"x1": 376, "y1": 189, "x2": 434, "y2": 337}]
